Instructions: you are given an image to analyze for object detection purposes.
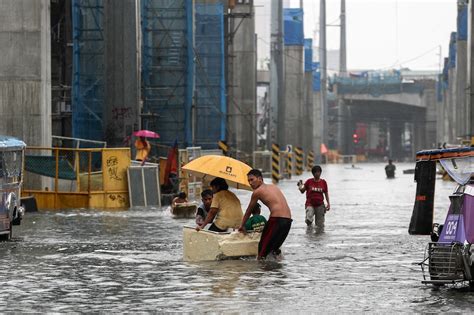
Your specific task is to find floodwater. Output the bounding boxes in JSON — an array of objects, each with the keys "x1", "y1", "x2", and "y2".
[{"x1": 1, "y1": 163, "x2": 473, "y2": 312}]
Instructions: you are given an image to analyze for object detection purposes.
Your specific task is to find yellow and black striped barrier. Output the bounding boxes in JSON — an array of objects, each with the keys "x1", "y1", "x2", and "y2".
[
  {"x1": 295, "y1": 146, "x2": 303, "y2": 175},
  {"x1": 218, "y1": 140, "x2": 228, "y2": 156},
  {"x1": 307, "y1": 150, "x2": 314, "y2": 171},
  {"x1": 286, "y1": 152, "x2": 292, "y2": 179},
  {"x1": 272, "y1": 143, "x2": 280, "y2": 184}
]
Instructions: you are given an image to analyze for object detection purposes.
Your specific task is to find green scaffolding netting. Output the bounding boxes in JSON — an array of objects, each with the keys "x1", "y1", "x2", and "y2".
[{"x1": 24, "y1": 155, "x2": 77, "y2": 180}]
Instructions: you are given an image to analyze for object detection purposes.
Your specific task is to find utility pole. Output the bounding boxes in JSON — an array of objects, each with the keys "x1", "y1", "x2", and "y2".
[
  {"x1": 270, "y1": 0, "x2": 285, "y2": 149},
  {"x1": 337, "y1": 0, "x2": 348, "y2": 154},
  {"x1": 319, "y1": 0, "x2": 328, "y2": 148},
  {"x1": 339, "y1": 0, "x2": 347, "y2": 76}
]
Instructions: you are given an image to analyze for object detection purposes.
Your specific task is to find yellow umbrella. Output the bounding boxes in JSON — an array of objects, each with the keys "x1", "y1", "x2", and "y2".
[{"x1": 182, "y1": 155, "x2": 253, "y2": 191}]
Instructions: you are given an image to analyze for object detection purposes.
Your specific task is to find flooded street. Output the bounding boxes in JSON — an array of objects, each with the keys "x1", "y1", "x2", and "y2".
[{"x1": 1, "y1": 163, "x2": 473, "y2": 312}]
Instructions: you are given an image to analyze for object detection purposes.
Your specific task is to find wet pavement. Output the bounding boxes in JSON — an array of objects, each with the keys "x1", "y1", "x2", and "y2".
[{"x1": 1, "y1": 163, "x2": 473, "y2": 312}]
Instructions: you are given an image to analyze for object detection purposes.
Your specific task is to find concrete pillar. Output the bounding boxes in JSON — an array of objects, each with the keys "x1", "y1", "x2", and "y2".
[
  {"x1": 0, "y1": 0, "x2": 51, "y2": 146},
  {"x1": 303, "y1": 71, "x2": 313, "y2": 153},
  {"x1": 422, "y1": 85, "x2": 437, "y2": 148},
  {"x1": 270, "y1": 0, "x2": 285, "y2": 150},
  {"x1": 103, "y1": 0, "x2": 141, "y2": 146},
  {"x1": 336, "y1": 97, "x2": 348, "y2": 154},
  {"x1": 468, "y1": 1, "x2": 474, "y2": 137},
  {"x1": 413, "y1": 114, "x2": 425, "y2": 154},
  {"x1": 389, "y1": 121, "x2": 403, "y2": 160},
  {"x1": 436, "y1": 75, "x2": 445, "y2": 145},
  {"x1": 447, "y1": 65, "x2": 456, "y2": 143},
  {"x1": 456, "y1": 39, "x2": 468, "y2": 139},
  {"x1": 229, "y1": 1, "x2": 256, "y2": 159},
  {"x1": 312, "y1": 91, "x2": 322, "y2": 163},
  {"x1": 442, "y1": 77, "x2": 450, "y2": 144},
  {"x1": 283, "y1": 45, "x2": 304, "y2": 148}
]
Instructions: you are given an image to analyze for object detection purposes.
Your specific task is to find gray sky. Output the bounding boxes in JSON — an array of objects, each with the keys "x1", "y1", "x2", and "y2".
[{"x1": 255, "y1": 0, "x2": 457, "y2": 71}]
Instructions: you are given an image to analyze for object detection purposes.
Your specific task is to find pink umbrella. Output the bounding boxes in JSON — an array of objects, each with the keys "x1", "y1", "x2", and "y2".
[{"x1": 133, "y1": 130, "x2": 160, "y2": 139}]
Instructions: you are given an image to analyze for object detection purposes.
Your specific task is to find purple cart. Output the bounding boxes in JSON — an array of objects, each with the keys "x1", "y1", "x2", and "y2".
[{"x1": 414, "y1": 147, "x2": 474, "y2": 287}]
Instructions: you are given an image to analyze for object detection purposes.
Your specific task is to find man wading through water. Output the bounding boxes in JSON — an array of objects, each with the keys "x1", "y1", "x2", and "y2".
[
  {"x1": 298, "y1": 165, "x2": 330, "y2": 232},
  {"x1": 239, "y1": 169, "x2": 292, "y2": 260}
]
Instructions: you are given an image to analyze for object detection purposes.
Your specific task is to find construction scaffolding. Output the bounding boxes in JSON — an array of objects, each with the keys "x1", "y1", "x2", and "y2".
[
  {"x1": 72, "y1": 0, "x2": 105, "y2": 141},
  {"x1": 194, "y1": 4, "x2": 226, "y2": 149},
  {"x1": 141, "y1": 0, "x2": 194, "y2": 147}
]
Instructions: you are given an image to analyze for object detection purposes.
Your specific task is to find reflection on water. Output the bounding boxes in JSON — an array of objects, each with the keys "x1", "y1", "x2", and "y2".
[{"x1": 1, "y1": 163, "x2": 474, "y2": 312}]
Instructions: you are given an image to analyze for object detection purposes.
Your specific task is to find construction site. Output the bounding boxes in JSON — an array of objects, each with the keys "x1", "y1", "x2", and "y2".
[{"x1": 1, "y1": 0, "x2": 474, "y2": 207}]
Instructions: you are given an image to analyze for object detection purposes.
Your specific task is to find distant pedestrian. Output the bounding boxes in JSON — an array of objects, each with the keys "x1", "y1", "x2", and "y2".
[
  {"x1": 298, "y1": 165, "x2": 330, "y2": 231},
  {"x1": 135, "y1": 136, "x2": 151, "y2": 164},
  {"x1": 385, "y1": 159, "x2": 396, "y2": 178}
]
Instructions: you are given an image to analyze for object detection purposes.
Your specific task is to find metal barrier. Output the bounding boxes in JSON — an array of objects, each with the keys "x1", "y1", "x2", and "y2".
[
  {"x1": 279, "y1": 151, "x2": 292, "y2": 179},
  {"x1": 52, "y1": 136, "x2": 107, "y2": 149},
  {"x1": 23, "y1": 147, "x2": 131, "y2": 209},
  {"x1": 338, "y1": 154, "x2": 357, "y2": 164},
  {"x1": 178, "y1": 147, "x2": 203, "y2": 201},
  {"x1": 253, "y1": 151, "x2": 272, "y2": 177}
]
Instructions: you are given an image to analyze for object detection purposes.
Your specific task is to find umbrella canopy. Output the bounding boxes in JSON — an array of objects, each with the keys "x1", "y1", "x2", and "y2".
[
  {"x1": 182, "y1": 155, "x2": 253, "y2": 191},
  {"x1": 133, "y1": 130, "x2": 160, "y2": 139}
]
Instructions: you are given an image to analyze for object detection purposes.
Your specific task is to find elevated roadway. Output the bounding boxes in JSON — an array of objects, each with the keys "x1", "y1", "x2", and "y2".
[{"x1": 331, "y1": 74, "x2": 437, "y2": 160}]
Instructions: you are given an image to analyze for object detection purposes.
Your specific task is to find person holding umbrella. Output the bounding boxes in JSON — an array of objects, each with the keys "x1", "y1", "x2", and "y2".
[
  {"x1": 196, "y1": 177, "x2": 243, "y2": 232},
  {"x1": 134, "y1": 136, "x2": 151, "y2": 163},
  {"x1": 132, "y1": 130, "x2": 159, "y2": 164}
]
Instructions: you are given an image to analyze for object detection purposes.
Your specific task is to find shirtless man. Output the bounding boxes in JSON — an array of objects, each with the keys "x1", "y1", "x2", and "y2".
[{"x1": 239, "y1": 169, "x2": 292, "y2": 259}]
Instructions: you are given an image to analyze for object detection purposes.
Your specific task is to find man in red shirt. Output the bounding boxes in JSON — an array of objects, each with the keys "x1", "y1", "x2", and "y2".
[{"x1": 298, "y1": 165, "x2": 330, "y2": 231}]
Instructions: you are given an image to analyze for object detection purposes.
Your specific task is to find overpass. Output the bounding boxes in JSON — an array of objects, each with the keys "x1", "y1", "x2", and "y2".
[{"x1": 330, "y1": 71, "x2": 438, "y2": 161}]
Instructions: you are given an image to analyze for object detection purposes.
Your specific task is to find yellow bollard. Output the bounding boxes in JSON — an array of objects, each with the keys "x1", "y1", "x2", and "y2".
[
  {"x1": 295, "y1": 147, "x2": 303, "y2": 175},
  {"x1": 307, "y1": 150, "x2": 314, "y2": 171},
  {"x1": 272, "y1": 143, "x2": 280, "y2": 184},
  {"x1": 218, "y1": 140, "x2": 229, "y2": 156}
]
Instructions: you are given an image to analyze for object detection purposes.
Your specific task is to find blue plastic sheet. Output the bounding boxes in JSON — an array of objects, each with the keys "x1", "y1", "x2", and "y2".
[
  {"x1": 72, "y1": 0, "x2": 105, "y2": 141},
  {"x1": 304, "y1": 38, "x2": 312, "y2": 72},
  {"x1": 284, "y1": 9, "x2": 304, "y2": 46},
  {"x1": 458, "y1": 5, "x2": 468, "y2": 41},
  {"x1": 312, "y1": 62, "x2": 320, "y2": 92},
  {"x1": 195, "y1": 4, "x2": 226, "y2": 148},
  {"x1": 141, "y1": 0, "x2": 193, "y2": 147}
]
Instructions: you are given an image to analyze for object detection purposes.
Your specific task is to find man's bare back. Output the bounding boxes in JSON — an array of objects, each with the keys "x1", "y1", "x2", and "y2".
[{"x1": 253, "y1": 183, "x2": 291, "y2": 219}]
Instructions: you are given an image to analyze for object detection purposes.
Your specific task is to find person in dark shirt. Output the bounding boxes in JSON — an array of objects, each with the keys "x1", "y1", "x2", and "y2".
[
  {"x1": 195, "y1": 189, "x2": 213, "y2": 225},
  {"x1": 244, "y1": 203, "x2": 267, "y2": 232},
  {"x1": 385, "y1": 159, "x2": 396, "y2": 178},
  {"x1": 298, "y1": 165, "x2": 330, "y2": 231}
]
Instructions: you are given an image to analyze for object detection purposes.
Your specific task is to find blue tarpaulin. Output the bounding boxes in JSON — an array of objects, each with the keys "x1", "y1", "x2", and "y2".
[
  {"x1": 304, "y1": 38, "x2": 312, "y2": 72},
  {"x1": 284, "y1": 9, "x2": 304, "y2": 46},
  {"x1": 458, "y1": 5, "x2": 468, "y2": 41},
  {"x1": 449, "y1": 32, "x2": 457, "y2": 68},
  {"x1": 312, "y1": 62, "x2": 320, "y2": 92}
]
